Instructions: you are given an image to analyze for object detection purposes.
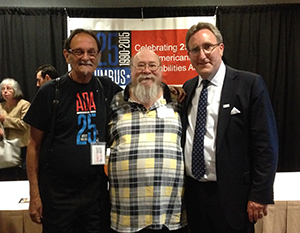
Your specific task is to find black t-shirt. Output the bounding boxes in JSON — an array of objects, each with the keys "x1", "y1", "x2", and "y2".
[{"x1": 24, "y1": 73, "x2": 122, "y2": 180}]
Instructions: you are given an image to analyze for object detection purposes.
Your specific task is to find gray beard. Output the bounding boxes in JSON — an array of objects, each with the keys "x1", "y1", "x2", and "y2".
[{"x1": 132, "y1": 82, "x2": 161, "y2": 104}]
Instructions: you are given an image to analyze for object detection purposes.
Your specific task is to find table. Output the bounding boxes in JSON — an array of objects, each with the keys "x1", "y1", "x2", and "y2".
[
  {"x1": 1, "y1": 173, "x2": 300, "y2": 233},
  {"x1": 0, "y1": 181, "x2": 42, "y2": 233},
  {"x1": 255, "y1": 172, "x2": 300, "y2": 233}
]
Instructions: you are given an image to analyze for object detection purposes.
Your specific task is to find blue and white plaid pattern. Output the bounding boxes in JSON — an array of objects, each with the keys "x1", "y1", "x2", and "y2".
[{"x1": 108, "y1": 90, "x2": 186, "y2": 233}]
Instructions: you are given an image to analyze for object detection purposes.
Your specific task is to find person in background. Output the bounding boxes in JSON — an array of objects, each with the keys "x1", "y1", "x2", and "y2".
[
  {"x1": 182, "y1": 22, "x2": 278, "y2": 233},
  {"x1": 108, "y1": 49, "x2": 187, "y2": 233},
  {"x1": 24, "y1": 29, "x2": 122, "y2": 233},
  {"x1": 36, "y1": 64, "x2": 59, "y2": 88},
  {"x1": 0, "y1": 78, "x2": 30, "y2": 180}
]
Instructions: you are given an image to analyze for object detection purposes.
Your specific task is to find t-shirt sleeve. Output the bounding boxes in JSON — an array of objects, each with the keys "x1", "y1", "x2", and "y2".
[{"x1": 24, "y1": 84, "x2": 54, "y2": 132}]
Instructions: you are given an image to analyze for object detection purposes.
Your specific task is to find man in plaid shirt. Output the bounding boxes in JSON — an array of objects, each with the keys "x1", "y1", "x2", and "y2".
[{"x1": 108, "y1": 49, "x2": 187, "y2": 233}]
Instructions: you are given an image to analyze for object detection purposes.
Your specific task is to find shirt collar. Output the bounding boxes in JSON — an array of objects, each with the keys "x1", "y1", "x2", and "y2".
[{"x1": 197, "y1": 61, "x2": 226, "y2": 87}]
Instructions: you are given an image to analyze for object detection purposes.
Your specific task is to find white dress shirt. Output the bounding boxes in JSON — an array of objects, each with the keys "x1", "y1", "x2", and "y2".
[{"x1": 185, "y1": 61, "x2": 226, "y2": 181}]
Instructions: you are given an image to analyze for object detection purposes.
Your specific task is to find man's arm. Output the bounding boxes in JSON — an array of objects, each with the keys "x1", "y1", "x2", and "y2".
[
  {"x1": 248, "y1": 75, "x2": 278, "y2": 222},
  {"x1": 26, "y1": 126, "x2": 44, "y2": 224}
]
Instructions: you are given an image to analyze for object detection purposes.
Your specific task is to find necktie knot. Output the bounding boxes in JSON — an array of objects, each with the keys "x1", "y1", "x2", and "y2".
[{"x1": 202, "y1": 79, "x2": 209, "y2": 88}]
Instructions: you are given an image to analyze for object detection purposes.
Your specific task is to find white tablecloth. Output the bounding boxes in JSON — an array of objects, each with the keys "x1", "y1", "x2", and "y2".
[
  {"x1": 1, "y1": 172, "x2": 300, "y2": 233},
  {"x1": 0, "y1": 180, "x2": 30, "y2": 211},
  {"x1": 255, "y1": 172, "x2": 300, "y2": 233}
]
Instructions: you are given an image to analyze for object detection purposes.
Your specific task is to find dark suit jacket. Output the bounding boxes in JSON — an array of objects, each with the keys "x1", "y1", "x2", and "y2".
[{"x1": 182, "y1": 65, "x2": 278, "y2": 229}]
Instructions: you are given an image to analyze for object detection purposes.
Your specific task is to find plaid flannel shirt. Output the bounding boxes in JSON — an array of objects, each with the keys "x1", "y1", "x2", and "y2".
[{"x1": 108, "y1": 85, "x2": 186, "y2": 233}]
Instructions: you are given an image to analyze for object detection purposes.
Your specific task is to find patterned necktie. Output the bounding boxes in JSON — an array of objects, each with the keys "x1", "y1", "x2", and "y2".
[{"x1": 191, "y1": 79, "x2": 209, "y2": 180}]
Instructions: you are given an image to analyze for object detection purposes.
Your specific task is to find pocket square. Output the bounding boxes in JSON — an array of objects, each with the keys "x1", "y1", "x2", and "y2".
[{"x1": 230, "y1": 107, "x2": 241, "y2": 115}]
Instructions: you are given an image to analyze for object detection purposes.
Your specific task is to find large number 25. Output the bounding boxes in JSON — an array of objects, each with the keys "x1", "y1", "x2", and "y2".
[
  {"x1": 97, "y1": 32, "x2": 118, "y2": 66},
  {"x1": 77, "y1": 113, "x2": 97, "y2": 145}
]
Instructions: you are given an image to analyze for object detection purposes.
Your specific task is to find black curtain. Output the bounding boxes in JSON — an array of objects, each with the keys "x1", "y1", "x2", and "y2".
[
  {"x1": 0, "y1": 4, "x2": 299, "y2": 171},
  {"x1": 0, "y1": 8, "x2": 68, "y2": 101},
  {"x1": 217, "y1": 5, "x2": 300, "y2": 172}
]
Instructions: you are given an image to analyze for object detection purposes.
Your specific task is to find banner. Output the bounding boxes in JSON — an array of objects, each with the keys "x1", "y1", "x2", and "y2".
[{"x1": 68, "y1": 16, "x2": 216, "y2": 87}]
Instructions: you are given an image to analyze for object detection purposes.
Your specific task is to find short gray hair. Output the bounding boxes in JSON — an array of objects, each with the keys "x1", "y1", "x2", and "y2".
[{"x1": 0, "y1": 78, "x2": 24, "y2": 99}]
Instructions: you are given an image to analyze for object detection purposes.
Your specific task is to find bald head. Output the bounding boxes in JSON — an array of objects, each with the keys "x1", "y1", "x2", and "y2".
[{"x1": 131, "y1": 49, "x2": 161, "y2": 67}]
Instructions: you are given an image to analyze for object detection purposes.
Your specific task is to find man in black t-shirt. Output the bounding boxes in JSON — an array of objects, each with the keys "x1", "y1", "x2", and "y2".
[{"x1": 24, "y1": 29, "x2": 122, "y2": 233}]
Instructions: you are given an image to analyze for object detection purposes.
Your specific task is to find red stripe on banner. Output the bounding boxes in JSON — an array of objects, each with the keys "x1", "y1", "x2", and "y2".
[{"x1": 131, "y1": 29, "x2": 198, "y2": 85}]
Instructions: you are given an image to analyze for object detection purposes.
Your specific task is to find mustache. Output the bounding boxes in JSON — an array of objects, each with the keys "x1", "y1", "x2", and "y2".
[
  {"x1": 137, "y1": 74, "x2": 156, "y2": 82},
  {"x1": 79, "y1": 61, "x2": 93, "y2": 66}
]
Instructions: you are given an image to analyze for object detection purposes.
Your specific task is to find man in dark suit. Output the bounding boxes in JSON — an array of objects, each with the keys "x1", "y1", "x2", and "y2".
[{"x1": 182, "y1": 22, "x2": 278, "y2": 233}]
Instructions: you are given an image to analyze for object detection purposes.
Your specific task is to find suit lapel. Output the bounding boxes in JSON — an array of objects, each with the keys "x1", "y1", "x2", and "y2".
[
  {"x1": 184, "y1": 76, "x2": 199, "y2": 107},
  {"x1": 216, "y1": 67, "x2": 239, "y2": 151}
]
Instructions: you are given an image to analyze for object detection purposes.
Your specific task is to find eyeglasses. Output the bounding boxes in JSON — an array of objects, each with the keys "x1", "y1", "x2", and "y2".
[
  {"x1": 132, "y1": 63, "x2": 160, "y2": 72},
  {"x1": 68, "y1": 49, "x2": 99, "y2": 58},
  {"x1": 188, "y1": 43, "x2": 221, "y2": 55}
]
